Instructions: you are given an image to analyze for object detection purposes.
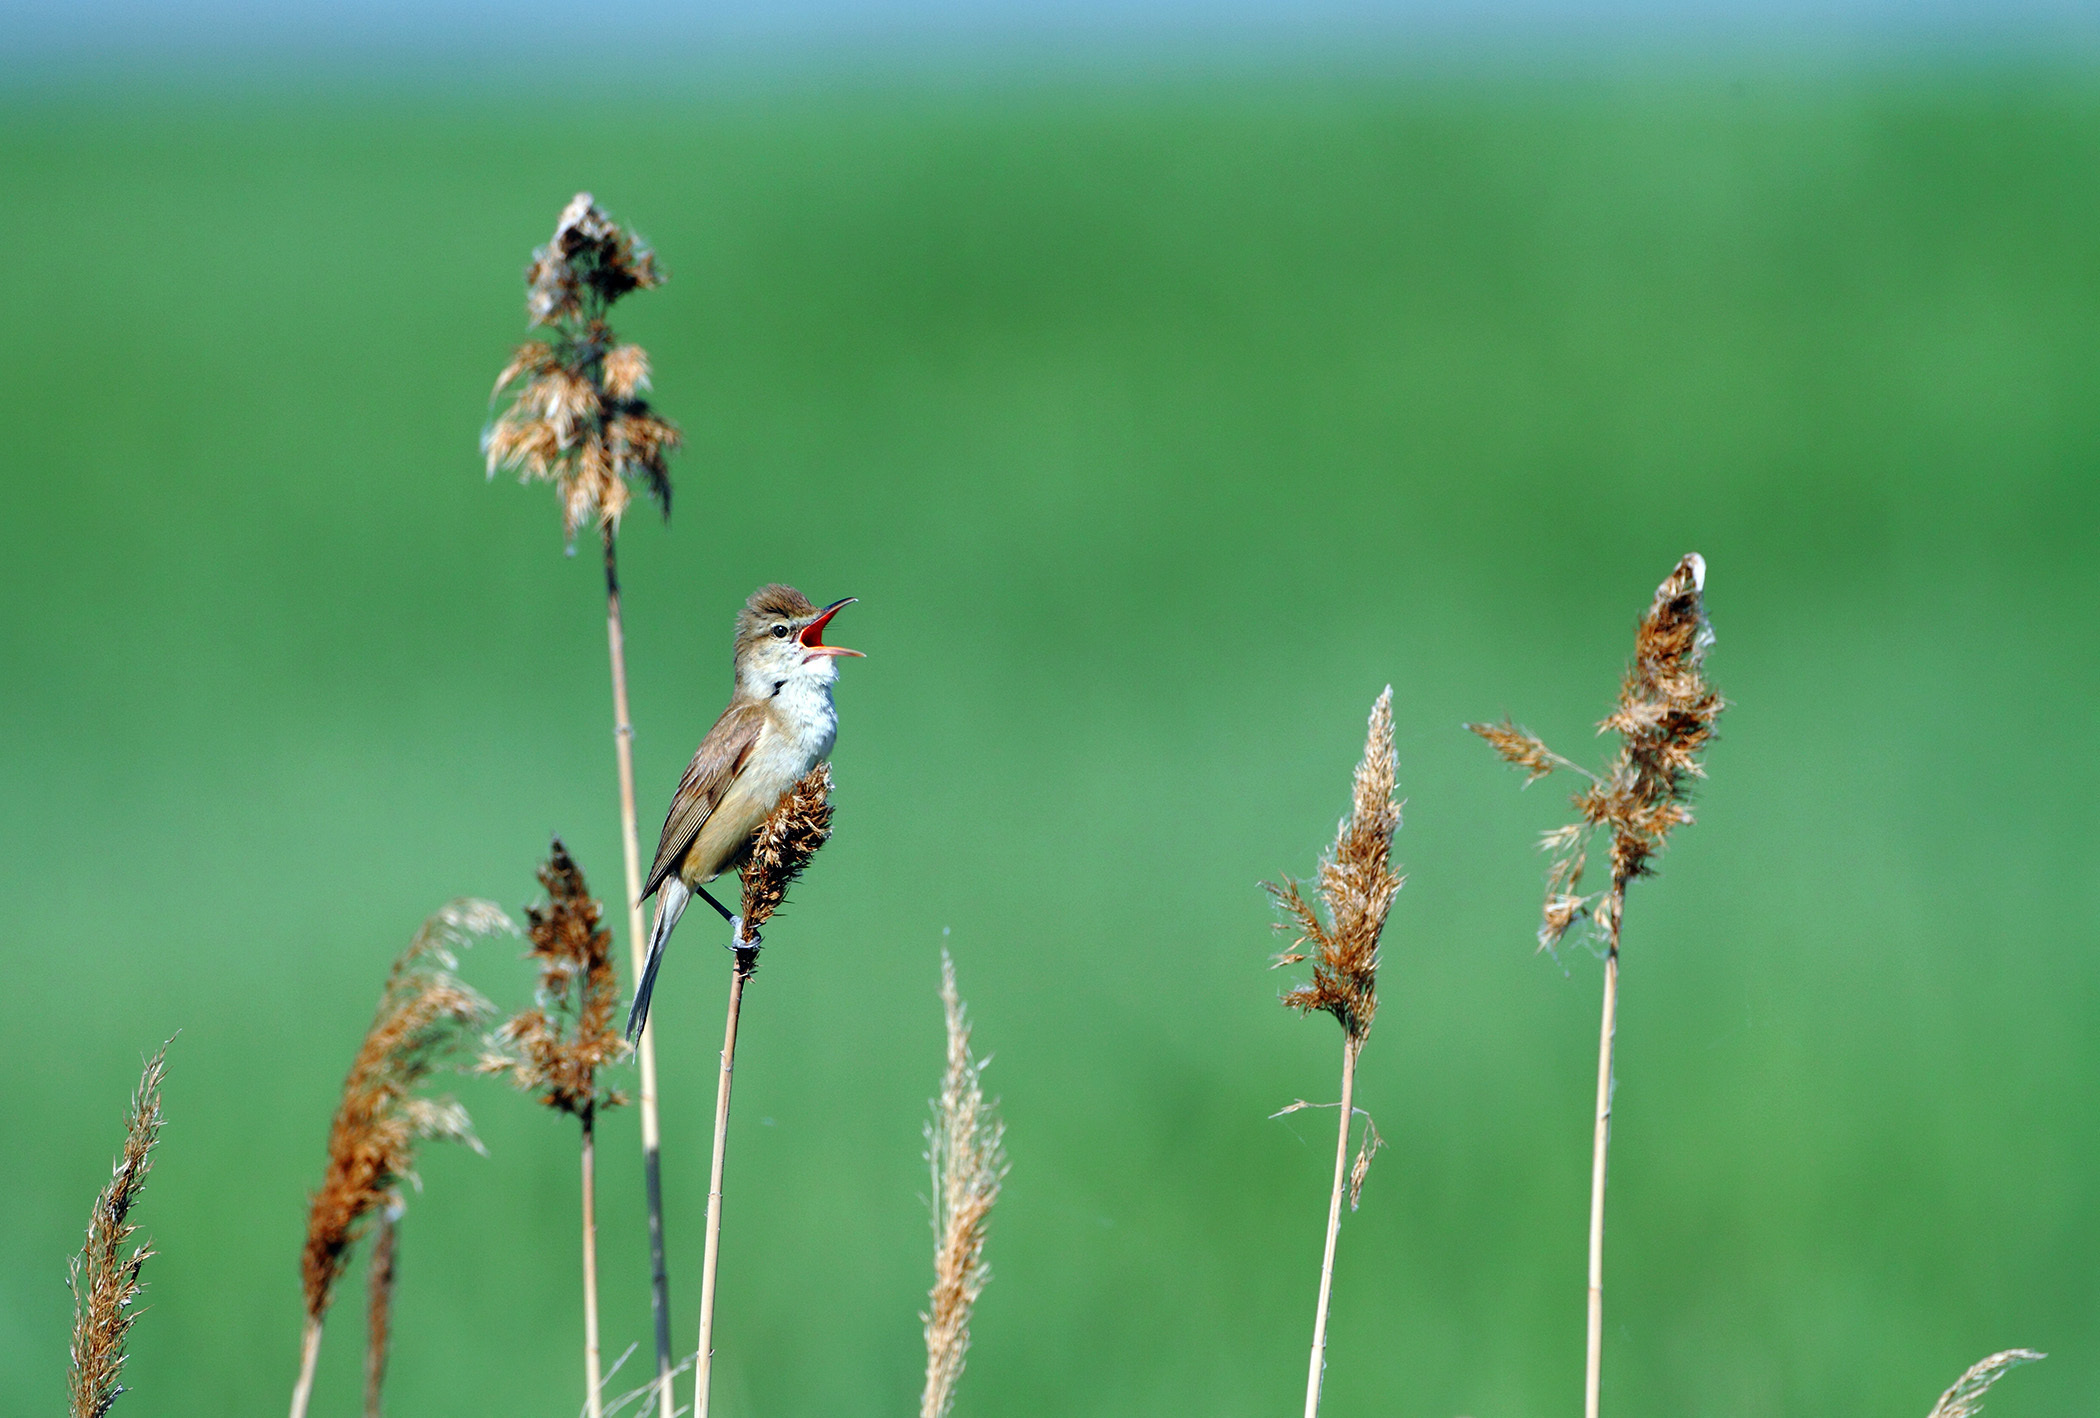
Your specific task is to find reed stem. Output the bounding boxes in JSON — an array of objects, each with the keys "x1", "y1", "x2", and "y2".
[
  {"x1": 582, "y1": 1104, "x2": 605, "y2": 1418},
  {"x1": 694, "y1": 947, "x2": 756, "y2": 1418},
  {"x1": 1303, "y1": 1035, "x2": 1361, "y2": 1418},
  {"x1": 602, "y1": 527, "x2": 676, "y2": 1417},
  {"x1": 1584, "y1": 932, "x2": 1619, "y2": 1418},
  {"x1": 363, "y1": 1213, "x2": 397, "y2": 1418},
  {"x1": 289, "y1": 1317, "x2": 323, "y2": 1418}
]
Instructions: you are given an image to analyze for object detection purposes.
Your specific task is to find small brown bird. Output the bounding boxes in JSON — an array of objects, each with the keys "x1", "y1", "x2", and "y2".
[{"x1": 626, "y1": 585, "x2": 864, "y2": 1037}]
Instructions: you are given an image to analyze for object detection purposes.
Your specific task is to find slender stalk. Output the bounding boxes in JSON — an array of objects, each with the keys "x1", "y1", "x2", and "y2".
[
  {"x1": 602, "y1": 527, "x2": 676, "y2": 1417},
  {"x1": 695, "y1": 948, "x2": 756, "y2": 1418},
  {"x1": 364, "y1": 1213, "x2": 398, "y2": 1418},
  {"x1": 1584, "y1": 930, "x2": 1620, "y2": 1418},
  {"x1": 582, "y1": 1104, "x2": 605, "y2": 1418},
  {"x1": 1303, "y1": 1036, "x2": 1361, "y2": 1418},
  {"x1": 289, "y1": 1318, "x2": 322, "y2": 1418}
]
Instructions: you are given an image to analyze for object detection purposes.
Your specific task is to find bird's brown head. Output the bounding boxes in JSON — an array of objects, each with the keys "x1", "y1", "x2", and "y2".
[{"x1": 733, "y1": 584, "x2": 864, "y2": 696}]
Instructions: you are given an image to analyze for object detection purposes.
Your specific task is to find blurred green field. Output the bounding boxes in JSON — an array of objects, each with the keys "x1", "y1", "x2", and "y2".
[{"x1": 3, "y1": 60, "x2": 2098, "y2": 1418}]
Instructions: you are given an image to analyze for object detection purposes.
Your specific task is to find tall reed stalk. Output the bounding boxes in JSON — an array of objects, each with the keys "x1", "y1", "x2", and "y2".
[
  {"x1": 292, "y1": 902, "x2": 505, "y2": 1418},
  {"x1": 485, "y1": 191, "x2": 683, "y2": 1416},
  {"x1": 1265, "y1": 687, "x2": 1402, "y2": 1418},
  {"x1": 481, "y1": 840, "x2": 631, "y2": 1418},
  {"x1": 693, "y1": 765, "x2": 835, "y2": 1418},
  {"x1": 69, "y1": 1041, "x2": 171, "y2": 1418},
  {"x1": 1468, "y1": 554, "x2": 1722, "y2": 1418}
]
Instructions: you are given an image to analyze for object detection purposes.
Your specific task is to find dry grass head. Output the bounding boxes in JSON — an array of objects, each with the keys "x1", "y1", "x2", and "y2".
[
  {"x1": 1926, "y1": 1350, "x2": 2044, "y2": 1418},
  {"x1": 740, "y1": 763, "x2": 835, "y2": 936},
  {"x1": 480, "y1": 838, "x2": 630, "y2": 1118},
  {"x1": 69, "y1": 1041, "x2": 171, "y2": 1418},
  {"x1": 1266, "y1": 687, "x2": 1403, "y2": 1042},
  {"x1": 1468, "y1": 553, "x2": 1723, "y2": 954},
  {"x1": 921, "y1": 949, "x2": 1008, "y2": 1418},
  {"x1": 485, "y1": 193, "x2": 681, "y2": 539},
  {"x1": 301, "y1": 901, "x2": 507, "y2": 1325}
]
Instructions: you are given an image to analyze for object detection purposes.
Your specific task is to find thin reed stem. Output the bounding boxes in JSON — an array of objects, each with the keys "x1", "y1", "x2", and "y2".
[
  {"x1": 289, "y1": 1318, "x2": 322, "y2": 1418},
  {"x1": 582, "y1": 1104, "x2": 605, "y2": 1418},
  {"x1": 602, "y1": 527, "x2": 676, "y2": 1416},
  {"x1": 363, "y1": 1212, "x2": 397, "y2": 1418},
  {"x1": 1584, "y1": 926, "x2": 1620, "y2": 1418},
  {"x1": 695, "y1": 946, "x2": 757, "y2": 1418},
  {"x1": 1303, "y1": 1036, "x2": 1361, "y2": 1418}
]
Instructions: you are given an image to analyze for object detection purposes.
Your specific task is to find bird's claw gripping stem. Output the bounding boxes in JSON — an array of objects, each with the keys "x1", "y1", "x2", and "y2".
[{"x1": 727, "y1": 915, "x2": 762, "y2": 951}]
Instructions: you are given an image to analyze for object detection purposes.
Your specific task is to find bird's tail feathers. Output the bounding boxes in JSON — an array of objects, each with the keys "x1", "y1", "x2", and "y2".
[{"x1": 626, "y1": 879, "x2": 691, "y2": 1040}]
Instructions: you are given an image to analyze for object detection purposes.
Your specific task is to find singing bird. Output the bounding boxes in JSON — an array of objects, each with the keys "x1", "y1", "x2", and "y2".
[{"x1": 625, "y1": 584, "x2": 864, "y2": 1038}]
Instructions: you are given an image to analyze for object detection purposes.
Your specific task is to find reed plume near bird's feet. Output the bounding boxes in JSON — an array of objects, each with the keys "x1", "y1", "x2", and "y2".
[
  {"x1": 1264, "y1": 686, "x2": 1403, "y2": 1418},
  {"x1": 291, "y1": 901, "x2": 509, "y2": 1418},
  {"x1": 1467, "y1": 553, "x2": 1722, "y2": 1418},
  {"x1": 481, "y1": 840, "x2": 630, "y2": 1418},
  {"x1": 484, "y1": 190, "x2": 684, "y2": 1413},
  {"x1": 920, "y1": 949, "x2": 1008, "y2": 1418},
  {"x1": 69, "y1": 1040, "x2": 172, "y2": 1418}
]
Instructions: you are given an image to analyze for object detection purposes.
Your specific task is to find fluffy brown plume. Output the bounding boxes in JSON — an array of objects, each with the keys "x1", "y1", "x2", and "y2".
[
  {"x1": 1469, "y1": 554, "x2": 1723, "y2": 954},
  {"x1": 1266, "y1": 687, "x2": 1403, "y2": 1042},
  {"x1": 301, "y1": 901, "x2": 506, "y2": 1325},
  {"x1": 68, "y1": 1042, "x2": 171, "y2": 1418},
  {"x1": 920, "y1": 950, "x2": 1008, "y2": 1418},
  {"x1": 484, "y1": 193, "x2": 681, "y2": 539},
  {"x1": 1926, "y1": 1350, "x2": 2044, "y2": 1418},
  {"x1": 740, "y1": 763, "x2": 835, "y2": 937},
  {"x1": 480, "y1": 839, "x2": 630, "y2": 1116}
]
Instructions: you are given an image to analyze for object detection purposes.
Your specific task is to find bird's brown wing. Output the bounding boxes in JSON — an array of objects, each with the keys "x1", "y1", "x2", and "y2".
[{"x1": 642, "y1": 701, "x2": 766, "y2": 899}]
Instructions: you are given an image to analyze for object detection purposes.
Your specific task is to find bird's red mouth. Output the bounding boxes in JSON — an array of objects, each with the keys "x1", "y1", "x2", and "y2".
[{"x1": 798, "y1": 598, "x2": 865, "y2": 659}]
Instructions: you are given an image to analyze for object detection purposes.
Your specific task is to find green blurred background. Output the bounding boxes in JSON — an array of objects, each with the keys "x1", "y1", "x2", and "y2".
[{"x1": 3, "y1": 57, "x2": 2098, "y2": 1418}]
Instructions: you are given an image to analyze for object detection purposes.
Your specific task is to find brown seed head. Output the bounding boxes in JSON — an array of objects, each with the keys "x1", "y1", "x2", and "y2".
[
  {"x1": 68, "y1": 1042, "x2": 171, "y2": 1418},
  {"x1": 1926, "y1": 1350, "x2": 2044, "y2": 1418},
  {"x1": 301, "y1": 901, "x2": 506, "y2": 1324},
  {"x1": 479, "y1": 839, "x2": 630, "y2": 1118},
  {"x1": 1469, "y1": 554, "x2": 1724, "y2": 954},
  {"x1": 741, "y1": 763, "x2": 836, "y2": 935},
  {"x1": 920, "y1": 950, "x2": 1008, "y2": 1418},
  {"x1": 1266, "y1": 686, "x2": 1403, "y2": 1042},
  {"x1": 485, "y1": 193, "x2": 680, "y2": 539}
]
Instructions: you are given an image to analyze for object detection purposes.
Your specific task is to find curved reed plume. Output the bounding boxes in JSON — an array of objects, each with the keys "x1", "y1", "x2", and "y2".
[
  {"x1": 1927, "y1": 1350, "x2": 2044, "y2": 1418},
  {"x1": 290, "y1": 900, "x2": 508, "y2": 1418},
  {"x1": 485, "y1": 191, "x2": 683, "y2": 1412},
  {"x1": 920, "y1": 949, "x2": 1007, "y2": 1418},
  {"x1": 482, "y1": 840, "x2": 630, "y2": 1418},
  {"x1": 69, "y1": 1041, "x2": 172, "y2": 1418},
  {"x1": 1264, "y1": 687, "x2": 1403, "y2": 1418},
  {"x1": 1467, "y1": 554, "x2": 1723, "y2": 1418}
]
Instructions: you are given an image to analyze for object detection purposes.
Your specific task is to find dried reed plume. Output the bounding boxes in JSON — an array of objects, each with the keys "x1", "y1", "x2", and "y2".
[
  {"x1": 485, "y1": 193, "x2": 680, "y2": 540},
  {"x1": 69, "y1": 1041, "x2": 171, "y2": 1418},
  {"x1": 486, "y1": 191, "x2": 682, "y2": 1410},
  {"x1": 692, "y1": 764, "x2": 839, "y2": 1418},
  {"x1": 1466, "y1": 553, "x2": 1722, "y2": 1418},
  {"x1": 1263, "y1": 687, "x2": 1402, "y2": 1418},
  {"x1": 481, "y1": 840, "x2": 631, "y2": 1418},
  {"x1": 1926, "y1": 1350, "x2": 2044, "y2": 1418},
  {"x1": 291, "y1": 900, "x2": 508, "y2": 1418},
  {"x1": 921, "y1": 950, "x2": 1008, "y2": 1418}
]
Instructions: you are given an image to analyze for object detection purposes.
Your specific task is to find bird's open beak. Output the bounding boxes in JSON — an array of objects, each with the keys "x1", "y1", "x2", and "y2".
[{"x1": 798, "y1": 598, "x2": 865, "y2": 658}]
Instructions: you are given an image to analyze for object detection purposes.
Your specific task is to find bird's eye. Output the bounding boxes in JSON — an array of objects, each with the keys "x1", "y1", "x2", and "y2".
[{"x1": 771, "y1": 623, "x2": 790, "y2": 639}]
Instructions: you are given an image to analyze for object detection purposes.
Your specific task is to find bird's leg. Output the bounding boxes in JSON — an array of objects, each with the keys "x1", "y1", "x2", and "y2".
[
  {"x1": 692, "y1": 885, "x2": 736, "y2": 924},
  {"x1": 728, "y1": 916, "x2": 762, "y2": 951}
]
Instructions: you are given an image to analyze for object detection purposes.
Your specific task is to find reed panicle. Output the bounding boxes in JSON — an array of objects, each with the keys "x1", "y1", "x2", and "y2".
[
  {"x1": 1466, "y1": 554, "x2": 1722, "y2": 1418},
  {"x1": 1926, "y1": 1350, "x2": 2044, "y2": 1418},
  {"x1": 740, "y1": 764, "x2": 835, "y2": 938},
  {"x1": 920, "y1": 950, "x2": 1008, "y2": 1418},
  {"x1": 291, "y1": 900, "x2": 508, "y2": 1418},
  {"x1": 484, "y1": 192, "x2": 680, "y2": 540},
  {"x1": 1264, "y1": 687, "x2": 1403, "y2": 1418},
  {"x1": 693, "y1": 763, "x2": 839, "y2": 1418},
  {"x1": 68, "y1": 1041, "x2": 171, "y2": 1418},
  {"x1": 481, "y1": 840, "x2": 631, "y2": 1418}
]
